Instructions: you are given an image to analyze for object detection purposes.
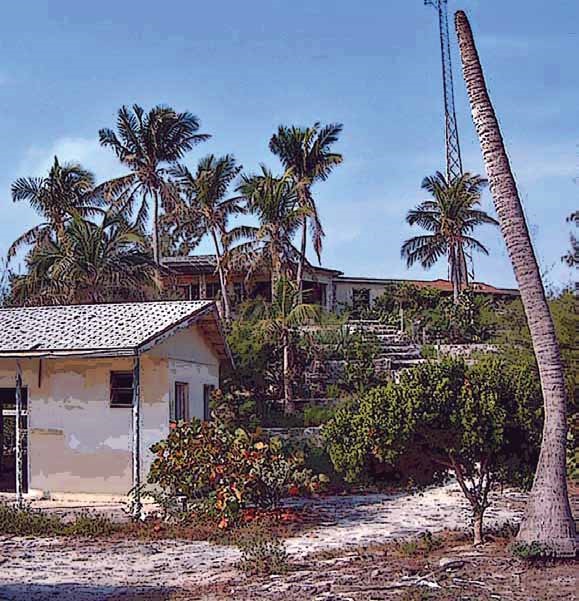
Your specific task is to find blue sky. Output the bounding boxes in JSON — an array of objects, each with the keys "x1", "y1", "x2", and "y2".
[{"x1": 0, "y1": 0, "x2": 576, "y2": 289}]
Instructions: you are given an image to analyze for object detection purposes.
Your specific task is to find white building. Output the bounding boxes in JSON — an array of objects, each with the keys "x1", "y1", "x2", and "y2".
[{"x1": 0, "y1": 300, "x2": 231, "y2": 499}]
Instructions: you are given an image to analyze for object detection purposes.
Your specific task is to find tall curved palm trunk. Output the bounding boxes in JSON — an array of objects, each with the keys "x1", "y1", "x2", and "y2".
[{"x1": 455, "y1": 10, "x2": 576, "y2": 555}]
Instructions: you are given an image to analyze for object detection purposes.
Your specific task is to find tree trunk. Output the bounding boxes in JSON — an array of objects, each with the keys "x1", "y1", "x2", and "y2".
[
  {"x1": 473, "y1": 510, "x2": 484, "y2": 546},
  {"x1": 152, "y1": 191, "x2": 160, "y2": 265},
  {"x1": 296, "y1": 218, "x2": 307, "y2": 294},
  {"x1": 211, "y1": 229, "x2": 231, "y2": 323},
  {"x1": 282, "y1": 332, "x2": 294, "y2": 414},
  {"x1": 455, "y1": 10, "x2": 576, "y2": 556}
]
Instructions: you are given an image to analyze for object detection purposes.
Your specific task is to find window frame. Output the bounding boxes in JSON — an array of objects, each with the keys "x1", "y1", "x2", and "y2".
[
  {"x1": 174, "y1": 381, "x2": 190, "y2": 422},
  {"x1": 203, "y1": 384, "x2": 215, "y2": 421},
  {"x1": 109, "y1": 371, "x2": 134, "y2": 408}
]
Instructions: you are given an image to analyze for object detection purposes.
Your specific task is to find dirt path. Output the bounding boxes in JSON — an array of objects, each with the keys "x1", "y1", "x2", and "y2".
[{"x1": 0, "y1": 484, "x2": 525, "y2": 601}]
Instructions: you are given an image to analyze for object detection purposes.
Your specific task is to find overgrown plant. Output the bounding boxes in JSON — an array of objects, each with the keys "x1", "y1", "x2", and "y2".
[
  {"x1": 148, "y1": 419, "x2": 327, "y2": 527},
  {"x1": 323, "y1": 354, "x2": 544, "y2": 545}
]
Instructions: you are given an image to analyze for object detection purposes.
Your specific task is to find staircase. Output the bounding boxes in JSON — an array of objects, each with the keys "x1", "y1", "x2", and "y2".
[{"x1": 346, "y1": 320, "x2": 424, "y2": 373}]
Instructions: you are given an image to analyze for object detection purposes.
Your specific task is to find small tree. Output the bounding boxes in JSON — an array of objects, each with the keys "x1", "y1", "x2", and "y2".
[
  {"x1": 249, "y1": 278, "x2": 320, "y2": 412},
  {"x1": 324, "y1": 355, "x2": 543, "y2": 545}
]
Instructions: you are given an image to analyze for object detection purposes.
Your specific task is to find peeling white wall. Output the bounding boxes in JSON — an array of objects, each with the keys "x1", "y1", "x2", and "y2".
[{"x1": 0, "y1": 324, "x2": 220, "y2": 496}]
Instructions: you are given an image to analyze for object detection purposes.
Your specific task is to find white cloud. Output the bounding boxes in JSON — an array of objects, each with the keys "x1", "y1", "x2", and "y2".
[{"x1": 16, "y1": 137, "x2": 125, "y2": 182}]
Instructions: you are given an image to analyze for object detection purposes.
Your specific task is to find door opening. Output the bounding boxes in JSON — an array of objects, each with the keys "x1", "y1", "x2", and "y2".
[{"x1": 0, "y1": 387, "x2": 28, "y2": 493}]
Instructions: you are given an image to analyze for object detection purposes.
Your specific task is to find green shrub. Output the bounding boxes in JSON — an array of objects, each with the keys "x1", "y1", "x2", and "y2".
[
  {"x1": 236, "y1": 523, "x2": 289, "y2": 575},
  {"x1": 0, "y1": 503, "x2": 63, "y2": 536},
  {"x1": 148, "y1": 419, "x2": 327, "y2": 526},
  {"x1": 62, "y1": 512, "x2": 116, "y2": 537},
  {"x1": 510, "y1": 541, "x2": 557, "y2": 561},
  {"x1": 0, "y1": 504, "x2": 117, "y2": 537},
  {"x1": 303, "y1": 404, "x2": 335, "y2": 427},
  {"x1": 395, "y1": 532, "x2": 441, "y2": 557},
  {"x1": 323, "y1": 354, "x2": 543, "y2": 544}
]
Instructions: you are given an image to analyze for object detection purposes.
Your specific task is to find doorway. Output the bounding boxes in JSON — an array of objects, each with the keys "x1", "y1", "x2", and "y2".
[{"x1": 0, "y1": 387, "x2": 28, "y2": 493}]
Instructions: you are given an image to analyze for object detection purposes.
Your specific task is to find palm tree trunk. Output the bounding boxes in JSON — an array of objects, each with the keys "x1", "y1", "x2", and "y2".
[
  {"x1": 210, "y1": 229, "x2": 231, "y2": 322},
  {"x1": 296, "y1": 219, "x2": 307, "y2": 293},
  {"x1": 455, "y1": 10, "x2": 576, "y2": 556},
  {"x1": 152, "y1": 191, "x2": 160, "y2": 265},
  {"x1": 449, "y1": 247, "x2": 460, "y2": 303},
  {"x1": 282, "y1": 331, "x2": 293, "y2": 414}
]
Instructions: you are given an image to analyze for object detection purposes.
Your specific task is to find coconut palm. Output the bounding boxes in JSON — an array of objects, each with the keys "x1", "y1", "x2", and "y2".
[
  {"x1": 269, "y1": 123, "x2": 343, "y2": 291},
  {"x1": 168, "y1": 155, "x2": 244, "y2": 322},
  {"x1": 8, "y1": 157, "x2": 100, "y2": 260},
  {"x1": 11, "y1": 212, "x2": 157, "y2": 306},
  {"x1": 236, "y1": 167, "x2": 311, "y2": 300},
  {"x1": 98, "y1": 104, "x2": 209, "y2": 263},
  {"x1": 401, "y1": 172, "x2": 498, "y2": 302},
  {"x1": 250, "y1": 277, "x2": 320, "y2": 412},
  {"x1": 455, "y1": 10, "x2": 576, "y2": 555}
]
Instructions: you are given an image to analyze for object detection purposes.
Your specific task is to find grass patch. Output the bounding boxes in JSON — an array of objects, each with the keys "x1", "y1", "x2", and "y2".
[
  {"x1": 0, "y1": 503, "x2": 119, "y2": 537},
  {"x1": 233, "y1": 520, "x2": 289, "y2": 576},
  {"x1": 393, "y1": 531, "x2": 442, "y2": 557}
]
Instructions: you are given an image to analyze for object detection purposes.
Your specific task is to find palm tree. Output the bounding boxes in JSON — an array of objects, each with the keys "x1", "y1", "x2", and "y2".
[
  {"x1": 401, "y1": 172, "x2": 498, "y2": 302},
  {"x1": 169, "y1": 155, "x2": 244, "y2": 322},
  {"x1": 98, "y1": 104, "x2": 209, "y2": 263},
  {"x1": 12, "y1": 212, "x2": 157, "y2": 305},
  {"x1": 251, "y1": 277, "x2": 320, "y2": 412},
  {"x1": 237, "y1": 167, "x2": 311, "y2": 300},
  {"x1": 269, "y1": 123, "x2": 343, "y2": 291},
  {"x1": 455, "y1": 10, "x2": 576, "y2": 555},
  {"x1": 8, "y1": 157, "x2": 99, "y2": 260}
]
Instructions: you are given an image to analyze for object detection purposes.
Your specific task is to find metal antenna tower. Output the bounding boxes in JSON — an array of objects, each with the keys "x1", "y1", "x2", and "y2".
[{"x1": 425, "y1": 0, "x2": 463, "y2": 182}]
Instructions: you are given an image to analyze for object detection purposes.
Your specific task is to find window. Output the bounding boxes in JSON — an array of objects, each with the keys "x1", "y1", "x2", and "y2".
[
  {"x1": 174, "y1": 382, "x2": 189, "y2": 421},
  {"x1": 205, "y1": 282, "x2": 221, "y2": 299},
  {"x1": 190, "y1": 283, "x2": 200, "y2": 300},
  {"x1": 233, "y1": 282, "x2": 244, "y2": 304},
  {"x1": 174, "y1": 285, "x2": 188, "y2": 300},
  {"x1": 110, "y1": 372, "x2": 134, "y2": 407},
  {"x1": 203, "y1": 384, "x2": 215, "y2": 421}
]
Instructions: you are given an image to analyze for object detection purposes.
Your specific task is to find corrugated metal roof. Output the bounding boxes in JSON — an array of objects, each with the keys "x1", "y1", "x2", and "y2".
[{"x1": 0, "y1": 300, "x2": 215, "y2": 356}]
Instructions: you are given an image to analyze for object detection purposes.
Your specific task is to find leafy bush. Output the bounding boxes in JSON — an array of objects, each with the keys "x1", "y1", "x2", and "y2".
[
  {"x1": 0, "y1": 503, "x2": 117, "y2": 537},
  {"x1": 210, "y1": 388, "x2": 260, "y2": 430},
  {"x1": 0, "y1": 503, "x2": 63, "y2": 536},
  {"x1": 235, "y1": 523, "x2": 288, "y2": 576},
  {"x1": 395, "y1": 531, "x2": 442, "y2": 557},
  {"x1": 323, "y1": 353, "x2": 543, "y2": 544},
  {"x1": 63, "y1": 512, "x2": 116, "y2": 537},
  {"x1": 510, "y1": 541, "x2": 557, "y2": 561},
  {"x1": 302, "y1": 404, "x2": 335, "y2": 427},
  {"x1": 148, "y1": 419, "x2": 327, "y2": 526}
]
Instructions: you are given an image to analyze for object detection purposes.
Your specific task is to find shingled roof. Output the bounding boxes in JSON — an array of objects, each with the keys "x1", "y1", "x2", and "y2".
[{"x1": 0, "y1": 300, "x2": 232, "y2": 363}]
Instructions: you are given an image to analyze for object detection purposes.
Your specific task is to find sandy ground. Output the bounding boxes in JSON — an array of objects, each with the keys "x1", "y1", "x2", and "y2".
[{"x1": 0, "y1": 484, "x2": 528, "y2": 601}]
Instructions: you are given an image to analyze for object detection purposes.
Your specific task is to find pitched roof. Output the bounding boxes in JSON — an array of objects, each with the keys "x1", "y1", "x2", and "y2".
[
  {"x1": 161, "y1": 255, "x2": 218, "y2": 274},
  {"x1": 0, "y1": 301, "x2": 231, "y2": 361},
  {"x1": 337, "y1": 276, "x2": 519, "y2": 296},
  {"x1": 161, "y1": 254, "x2": 343, "y2": 277}
]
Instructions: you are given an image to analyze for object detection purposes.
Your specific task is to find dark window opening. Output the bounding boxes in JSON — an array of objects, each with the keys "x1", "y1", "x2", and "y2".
[
  {"x1": 174, "y1": 382, "x2": 189, "y2": 421},
  {"x1": 205, "y1": 282, "x2": 221, "y2": 299},
  {"x1": 203, "y1": 384, "x2": 215, "y2": 421},
  {"x1": 233, "y1": 282, "x2": 244, "y2": 304},
  {"x1": 110, "y1": 372, "x2": 134, "y2": 407}
]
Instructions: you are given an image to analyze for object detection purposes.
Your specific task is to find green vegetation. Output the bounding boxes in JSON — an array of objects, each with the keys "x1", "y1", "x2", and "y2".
[
  {"x1": 148, "y1": 418, "x2": 328, "y2": 527},
  {"x1": 323, "y1": 354, "x2": 543, "y2": 544},
  {"x1": 401, "y1": 172, "x2": 498, "y2": 301},
  {"x1": 0, "y1": 503, "x2": 117, "y2": 537},
  {"x1": 235, "y1": 521, "x2": 289, "y2": 575}
]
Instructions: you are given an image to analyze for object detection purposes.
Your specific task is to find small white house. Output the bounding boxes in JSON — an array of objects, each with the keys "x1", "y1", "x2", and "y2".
[{"x1": 0, "y1": 300, "x2": 232, "y2": 499}]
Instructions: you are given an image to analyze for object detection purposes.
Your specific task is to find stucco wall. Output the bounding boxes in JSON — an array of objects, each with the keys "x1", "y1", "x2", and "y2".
[{"x1": 0, "y1": 323, "x2": 220, "y2": 497}]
